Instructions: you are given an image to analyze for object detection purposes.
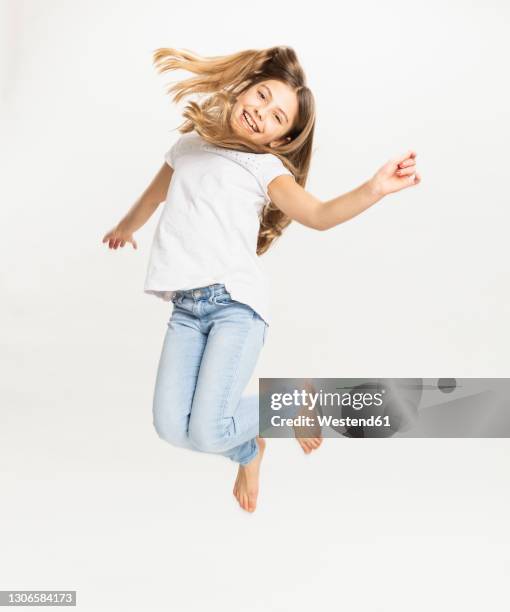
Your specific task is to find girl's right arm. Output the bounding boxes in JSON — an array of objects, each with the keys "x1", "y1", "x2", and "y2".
[{"x1": 102, "y1": 162, "x2": 174, "y2": 249}]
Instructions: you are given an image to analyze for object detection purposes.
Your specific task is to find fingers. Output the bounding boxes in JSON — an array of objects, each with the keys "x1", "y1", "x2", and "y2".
[
  {"x1": 394, "y1": 150, "x2": 417, "y2": 166},
  {"x1": 398, "y1": 158, "x2": 416, "y2": 169},
  {"x1": 396, "y1": 165, "x2": 415, "y2": 177},
  {"x1": 394, "y1": 153, "x2": 421, "y2": 187},
  {"x1": 106, "y1": 238, "x2": 121, "y2": 249},
  {"x1": 102, "y1": 234, "x2": 137, "y2": 249},
  {"x1": 402, "y1": 171, "x2": 421, "y2": 186},
  {"x1": 101, "y1": 233, "x2": 114, "y2": 248}
]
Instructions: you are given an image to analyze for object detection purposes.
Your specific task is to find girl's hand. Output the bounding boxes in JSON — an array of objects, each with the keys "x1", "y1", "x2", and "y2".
[
  {"x1": 102, "y1": 224, "x2": 138, "y2": 250},
  {"x1": 369, "y1": 150, "x2": 421, "y2": 199}
]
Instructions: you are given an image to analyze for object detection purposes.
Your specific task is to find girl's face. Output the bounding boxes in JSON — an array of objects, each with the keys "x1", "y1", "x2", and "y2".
[{"x1": 230, "y1": 79, "x2": 299, "y2": 148}]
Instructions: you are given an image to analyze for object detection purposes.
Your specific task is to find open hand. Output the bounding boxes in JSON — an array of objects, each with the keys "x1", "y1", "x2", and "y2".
[
  {"x1": 369, "y1": 150, "x2": 421, "y2": 198},
  {"x1": 102, "y1": 224, "x2": 138, "y2": 250}
]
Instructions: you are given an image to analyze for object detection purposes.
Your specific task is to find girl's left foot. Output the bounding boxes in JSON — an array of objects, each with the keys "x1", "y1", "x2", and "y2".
[
  {"x1": 296, "y1": 436, "x2": 323, "y2": 454},
  {"x1": 293, "y1": 405, "x2": 323, "y2": 454},
  {"x1": 293, "y1": 379, "x2": 323, "y2": 454},
  {"x1": 233, "y1": 436, "x2": 265, "y2": 513}
]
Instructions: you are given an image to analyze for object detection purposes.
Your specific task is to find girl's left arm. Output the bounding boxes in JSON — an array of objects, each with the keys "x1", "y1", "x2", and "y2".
[{"x1": 268, "y1": 150, "x2": 421, "y2": 231}]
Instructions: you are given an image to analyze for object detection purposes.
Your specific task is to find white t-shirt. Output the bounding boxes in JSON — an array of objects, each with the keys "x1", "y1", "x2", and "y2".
[{"x1": 143, "y1": 130, "x2": 294, "y2": 326}]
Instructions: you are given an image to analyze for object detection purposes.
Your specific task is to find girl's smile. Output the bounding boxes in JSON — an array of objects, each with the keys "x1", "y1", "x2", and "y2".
[{"x1": 240, "y1": 109, "x2": 259, "y2": 133}]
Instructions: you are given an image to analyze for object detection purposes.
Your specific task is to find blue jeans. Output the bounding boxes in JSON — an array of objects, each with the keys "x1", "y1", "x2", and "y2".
[{"x1": 152, "y1": 283, "x2": 268, "y2": 465}]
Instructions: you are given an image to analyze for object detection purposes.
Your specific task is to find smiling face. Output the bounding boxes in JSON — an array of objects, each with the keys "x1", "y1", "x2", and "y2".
[{"x1": 230, "y1": 79, "x2": 299, "y2": 148}]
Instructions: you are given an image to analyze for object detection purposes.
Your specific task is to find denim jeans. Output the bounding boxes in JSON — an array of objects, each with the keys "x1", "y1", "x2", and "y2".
[{"x1": 152, "y1": 283, "x2": 268, "y2": 465}]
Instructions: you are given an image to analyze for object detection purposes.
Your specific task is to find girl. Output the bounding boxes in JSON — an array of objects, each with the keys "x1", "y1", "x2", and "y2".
[{"x1": 102, "y1": 46, "x2": 421, "y2": 513}]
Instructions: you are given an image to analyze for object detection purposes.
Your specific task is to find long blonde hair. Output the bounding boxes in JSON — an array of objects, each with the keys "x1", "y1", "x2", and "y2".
[{"x1": 152, "y1": 45, "x2": 316, "y2": 255}]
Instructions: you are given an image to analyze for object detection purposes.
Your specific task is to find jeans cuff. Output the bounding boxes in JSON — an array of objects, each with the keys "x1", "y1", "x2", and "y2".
[{"x1": 236, "y1": 438, "x2": 258, "y2": 465}]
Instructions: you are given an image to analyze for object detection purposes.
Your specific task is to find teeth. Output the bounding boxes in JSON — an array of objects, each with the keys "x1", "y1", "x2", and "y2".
[
  {"x1": 244, "y1": 112, "x2": 254, "y2": 131},
  {"x1": 243, "y1": 111, "x2": 257, "y2": 132}
]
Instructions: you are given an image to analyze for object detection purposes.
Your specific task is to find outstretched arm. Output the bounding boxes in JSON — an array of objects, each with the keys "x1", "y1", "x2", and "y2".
[
  {"x1": 102, "y1": 163, "x2": 174, "y2": 249},
  {"x1": 268, "y1": 150, "x2": 421, "y2": 232}
]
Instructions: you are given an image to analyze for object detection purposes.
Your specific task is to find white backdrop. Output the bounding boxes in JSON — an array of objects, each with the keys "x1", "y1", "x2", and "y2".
[{"x1": 2, "y1": 0, "x2": 509, "y2": 610}]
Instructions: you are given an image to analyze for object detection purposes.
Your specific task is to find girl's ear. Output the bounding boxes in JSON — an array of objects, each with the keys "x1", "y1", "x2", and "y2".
[{"x1": 269, "y1": 136, "x2": 292, "y2": 148}]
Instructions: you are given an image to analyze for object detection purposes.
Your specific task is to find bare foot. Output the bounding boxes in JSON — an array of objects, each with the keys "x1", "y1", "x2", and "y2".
[
  {"x1": 296, "y1": 436, "x2": 323, "y2": 454},
  {"x1": 293, "y1": 404, "x2": 323, "y2": 455},
  {"x1": 233, "y1": 436, "x2": 265, "y2": 513}
]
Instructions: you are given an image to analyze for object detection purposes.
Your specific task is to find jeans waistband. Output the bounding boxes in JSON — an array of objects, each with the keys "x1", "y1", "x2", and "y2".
[{"x1": 174, "y1": 283, "x2": 228, "y2": 301}]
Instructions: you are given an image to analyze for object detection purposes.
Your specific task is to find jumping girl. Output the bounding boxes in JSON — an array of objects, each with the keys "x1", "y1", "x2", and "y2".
[{"x1": 102, "y1": 45, "x2": 421, "y2": 513}]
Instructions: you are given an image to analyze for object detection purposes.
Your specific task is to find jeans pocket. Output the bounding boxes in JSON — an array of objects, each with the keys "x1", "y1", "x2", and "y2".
[{"x1": 212, "y1": 293, "x2": 233, "y2": 306}]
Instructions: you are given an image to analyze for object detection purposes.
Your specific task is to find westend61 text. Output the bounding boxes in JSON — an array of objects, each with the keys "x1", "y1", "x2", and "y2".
[{"x1": 271, "y1": 414, "x2": 391, "y2": 428}]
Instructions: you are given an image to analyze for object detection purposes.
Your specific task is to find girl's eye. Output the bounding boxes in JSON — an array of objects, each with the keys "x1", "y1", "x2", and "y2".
[{"x1": 258, "y1": 90, "x2": 281, "y2": 123}]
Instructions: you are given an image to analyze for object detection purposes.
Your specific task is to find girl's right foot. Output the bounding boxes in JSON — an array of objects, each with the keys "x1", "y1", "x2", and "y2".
[{"x1": 233, "y1": 436, "x2": 265, "y2": 513}]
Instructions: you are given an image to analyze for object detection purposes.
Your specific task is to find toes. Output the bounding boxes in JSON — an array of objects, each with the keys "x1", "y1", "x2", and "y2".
[
  {"x1": 235, "y1": 488, "x2": 258, "y2": 512},
  {"x1": 309, "y1": 438, "x2": 322, "y2": 449},
  {"x1": 247, "y1": 491, "x2": 258, "y2": 512},
  {"x1": 242, "y1": 493, "x2": 250, "y2": 512},
  {"x1": 297, "y1": 437, "x2": 323, "y2": 453}
]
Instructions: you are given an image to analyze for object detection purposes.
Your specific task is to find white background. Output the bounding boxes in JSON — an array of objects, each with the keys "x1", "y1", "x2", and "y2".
[{"x1": 1, "y1": 0, "x2": 509, "y2": 610}]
